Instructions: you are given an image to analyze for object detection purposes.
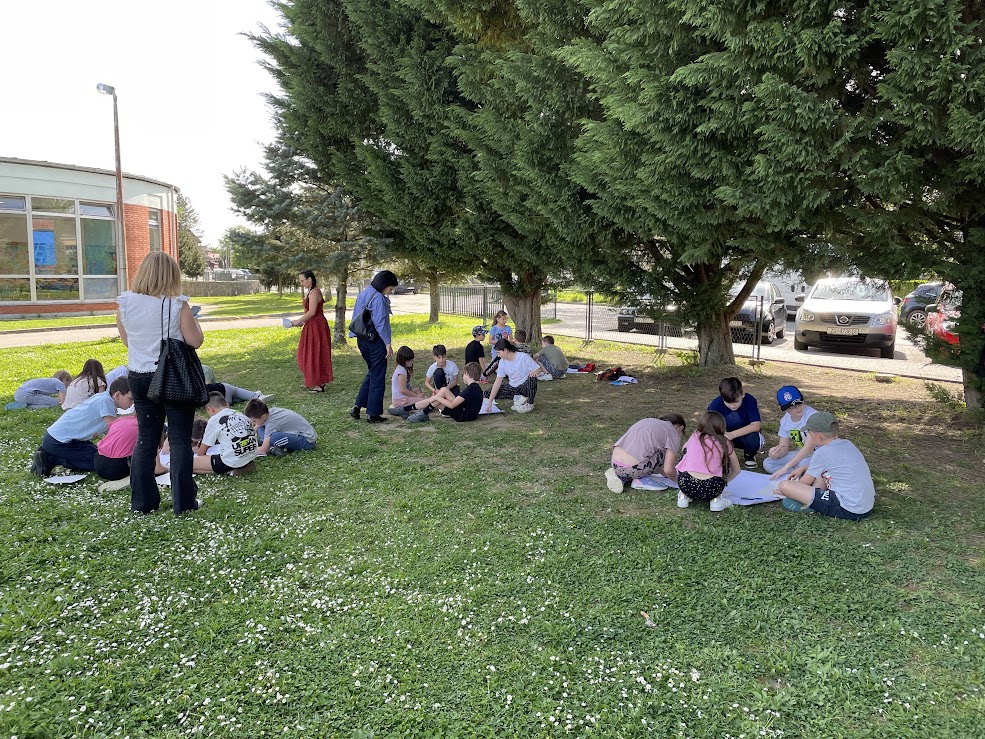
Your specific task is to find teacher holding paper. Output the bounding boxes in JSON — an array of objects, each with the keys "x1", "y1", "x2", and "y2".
[{"x1": 290, "y1": 269, "x2": 333, "y2": 393}]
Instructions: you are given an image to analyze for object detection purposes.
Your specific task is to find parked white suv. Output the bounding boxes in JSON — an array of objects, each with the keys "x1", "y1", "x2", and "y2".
[{"x1": 794, "y1": 277, "x2": 899, "y2": 359}]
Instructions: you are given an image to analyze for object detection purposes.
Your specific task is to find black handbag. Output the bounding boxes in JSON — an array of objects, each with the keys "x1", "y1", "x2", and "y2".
[
  {"x1": 147, "y1": 299, "x2": 209, "y2": 407},
  {"x1": 348, "y1": 301, "x2": 378, "y2": 342}
]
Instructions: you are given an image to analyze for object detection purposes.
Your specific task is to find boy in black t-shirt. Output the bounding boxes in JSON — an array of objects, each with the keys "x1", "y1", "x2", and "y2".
[
  {"x1": 406, "y1": 362, "x2": 484, "y2": 423},
  {"x1": 465, "y1": 325, "x2": 487, "y2": 375}
]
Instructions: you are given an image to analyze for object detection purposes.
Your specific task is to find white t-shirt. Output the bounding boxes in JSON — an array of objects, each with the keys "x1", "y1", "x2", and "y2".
[
  {"x1": 426, "y1": 360, "x2": 459, "y2": 385},
  {"x1": 778, "y1": 405, "x2": 816, "y2": 449},
  {"x1": 62, "y1": 377, "x2": 106, "y2": 410},
  {"x1": 391, "y1": 365, "x2": 419, "y2": 406},
  {"x1": 806, "y1": 438, "x2": 874, "y2": 514},
  {"x1": 117, "y1": 293, "x2": 188, "y2": 373},
  {"x1": 496, "y1": 352, "x2": 540, "y2": 387},
  {"x1": 202, "y1": 408, "x2": 258, "y2": 468}
]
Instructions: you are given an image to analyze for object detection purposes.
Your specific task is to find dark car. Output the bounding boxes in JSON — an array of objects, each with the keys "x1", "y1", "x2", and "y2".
[
  {"x1": 616, "y1": 298, "x2": 691, "y2": 336},
  {"x1": 728, "y1": 281, "x2": 787, "y2": 344},
  {"x1": 392, "y1": 280, "x2": 416, "y2": 294},
  {"x1": 899, "y1": 281, "x2": 942, "y2": 329},
  {"x1": 925, "y1": 286, "x2": 961, "y2": 346}
]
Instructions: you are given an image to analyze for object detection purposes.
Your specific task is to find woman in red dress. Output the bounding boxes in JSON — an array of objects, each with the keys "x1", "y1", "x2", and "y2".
[{"x1": 291, "y1": 270, "x2": 333, "y2": 392}]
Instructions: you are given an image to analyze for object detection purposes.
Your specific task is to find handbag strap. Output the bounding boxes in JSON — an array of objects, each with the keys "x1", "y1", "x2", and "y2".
[{"x1": 160, "y1": 298, "x2": 173, "y2": 342}]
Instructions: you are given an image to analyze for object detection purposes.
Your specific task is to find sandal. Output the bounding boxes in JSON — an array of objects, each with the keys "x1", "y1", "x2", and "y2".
[{"x1": 307, "y1": 384, "x2": 326, "y2": 393}]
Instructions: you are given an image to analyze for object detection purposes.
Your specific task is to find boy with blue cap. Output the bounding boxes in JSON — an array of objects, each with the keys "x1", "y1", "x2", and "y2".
[{"x1": 763, "y1": 385, "x2": 817, "y2": 475}]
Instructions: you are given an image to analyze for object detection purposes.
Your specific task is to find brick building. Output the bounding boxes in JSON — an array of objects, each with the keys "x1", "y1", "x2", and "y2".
[{"x1": 0, "y1": 157, "x2": 179, "y2": 316}]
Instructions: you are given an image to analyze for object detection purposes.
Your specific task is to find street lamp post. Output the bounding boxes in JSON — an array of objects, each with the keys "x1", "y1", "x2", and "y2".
[{"x1": 96, "y1": 83, "x2": 127, "y2": 286}]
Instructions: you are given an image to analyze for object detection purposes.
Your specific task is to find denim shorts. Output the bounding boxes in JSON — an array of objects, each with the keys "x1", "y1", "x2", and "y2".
[{"x1": 810, "y1": 488, "x2": 872, "y2": 521}]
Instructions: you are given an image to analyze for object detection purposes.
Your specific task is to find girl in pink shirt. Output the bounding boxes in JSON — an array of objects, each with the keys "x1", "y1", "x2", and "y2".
[{"x1": 675, "y1": 411, "x2": 740, "y2": 511}]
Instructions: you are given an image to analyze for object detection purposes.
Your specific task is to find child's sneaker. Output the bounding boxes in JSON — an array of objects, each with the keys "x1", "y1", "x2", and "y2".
[
  {"x1": 30, "y1": 446, "x2": 54, "y2": 477},
  {"x1": 387, "y1": 406, "x2": 410, "y2": 418},
  {"x1": 514, "y1": 402, "x2": 534, "y2": 414},
  {"x1": 676, "y1": 491, "x2": 690, "y2": 508},
  {"x1": 407, "y1": 410, "x2": 429, "y2": 423},
  {"x1": 744, "y1": 458, "x2": 758, "y2": 469},
  {"x1": 258, "y1": 393, "x2": 276, "y2": 403},
  {"x1": 98, "y1": 476, "x2": 131, "y2": 492},
  {"x1": 782, "y1": 497, "x2": 811, "y2": 513},
  {"x1": 710, "y1": 495, "x2": 733, "y2": 512},
  {"x1": 5, "y1": 401, "x2": 27, "y2": 411},
  {"x1": 511, "y1": 395, "x2": 527, "y2": 409},
  {"x1": 604, "y1": 467, "x2": 625, "y2": 493},
  {"x1": 536, "y1": 373, "x2": 553, "y2": 381}
]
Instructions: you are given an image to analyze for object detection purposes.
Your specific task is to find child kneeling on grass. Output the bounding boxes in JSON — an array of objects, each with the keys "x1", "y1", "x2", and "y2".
[
  {"x1": 193, "y1": 392, "x2": 259, "y2": 476},
  {"x1": 776, "y1": 412, "x2": 874, "y2": 520},
  {"x1": 11, "y1": 370, "x2": 72, "y2": 410},
  {"x1": 605, "y1": 414, "x2": 686, "y2": 492},
  {"x1": 31, "y1": 377, "x2": 133, "y2": 477},
  {"x1": 244, "y1": 399, "x2": 317, "y2": 456},
  {"x1": 675, "y1": 411, "x2": 741, "y2": 512},
  {"x1": 405, "y1": 362, "x2": 485, "y2": 423}
]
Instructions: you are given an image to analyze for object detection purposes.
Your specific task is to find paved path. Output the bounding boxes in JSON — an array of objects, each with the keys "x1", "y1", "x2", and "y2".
[{"x1": 0, "y1": 293, "x2": 962, "y2": 384}]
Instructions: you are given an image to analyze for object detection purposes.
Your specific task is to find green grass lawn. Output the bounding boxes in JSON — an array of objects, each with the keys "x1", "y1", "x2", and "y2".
[{"x1": 1, "y1": 316, "x2": 983, "y2": 738}]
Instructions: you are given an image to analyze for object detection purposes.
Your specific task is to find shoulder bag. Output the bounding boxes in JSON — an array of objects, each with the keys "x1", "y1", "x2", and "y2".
[
  {"x1": 348, "y1": 294, "x2": 379, "y2": 342},
  {"x1": 147, "y1": 298, "x2": 209, "y2": 406}
]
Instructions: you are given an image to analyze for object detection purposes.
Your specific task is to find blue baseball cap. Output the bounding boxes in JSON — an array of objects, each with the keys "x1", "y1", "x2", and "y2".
[{"x1": 776, "y1": 385, "x2": 803, "y2": 411}]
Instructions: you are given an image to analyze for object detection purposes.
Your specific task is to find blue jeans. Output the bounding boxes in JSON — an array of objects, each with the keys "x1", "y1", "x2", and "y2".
[
  {"x1": 355, "y1": 337, "x2": 388, "y2": 417},
  {"x1": 257, "y1": 426, "x2": 316, "y2": 452},
  {"x1": 731, "y1": 430, "x2": 764, "y2": 460},
  {"x1": 42, "y1": 432, "x2": 97, "y2": 471},
  {"x1": 129, "y1": 371, "x2": 197, "y2": 515}
]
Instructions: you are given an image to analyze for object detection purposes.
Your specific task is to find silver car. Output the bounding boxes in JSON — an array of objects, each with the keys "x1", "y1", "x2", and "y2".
[{"x1": 794, "y1": 277, "x2": 899, "y2": 359}]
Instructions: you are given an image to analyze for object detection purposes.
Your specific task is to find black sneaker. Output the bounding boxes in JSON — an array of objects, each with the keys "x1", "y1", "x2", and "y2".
[
  {"x1": 349, "y1": 405, "x2": 361, "y2": 420},
  {"x1": 367, "y1": 415, "x2": 387, "y2": 424},
  {"x1": 744, "y1": 458, "x2": 759, "y2": 469},
  {"x1": 268, "y1": 445, "x2": 288, "y2": 457},
  {"x1": 30, "y1": 446, "x2": 53, "y2": 477}
]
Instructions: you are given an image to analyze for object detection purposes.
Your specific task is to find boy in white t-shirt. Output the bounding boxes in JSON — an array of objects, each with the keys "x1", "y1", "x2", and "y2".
[
  {"x1": 424, "y1": 344, "x2": 459, "y2": 394},
  {"x1": 193, "y1": 392, "x2": 259, "y2": 476},
  {"x1": 762, "y1": 385, "x2": 817, "y2": 474},
  {"x1": 776, "y1": 412, "x2": 874, "y2": 520}
]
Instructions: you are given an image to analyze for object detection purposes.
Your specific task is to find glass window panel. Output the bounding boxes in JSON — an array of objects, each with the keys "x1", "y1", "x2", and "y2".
[
  {"x1": 79, "y1": 202, "x2": 114, "y2": 217},
  {"x1": 33, "y1": 217, "x2": 78, "y2": 275},
  {"x1": 82, "y1": 218, "x2": 116, "y2": 275},
  {"x1": 148, "y1": 208, "x2": 162, "y2": 251},
  {"x1": 0, "y1": 196, "x2": 27, "y2": 211},
  {"x1": 0, "y1": 278, "x2": 31, "y2": 301},
  {"x1": 35, "y1": 277, "x2": 79, "y2": 301},
  {"x1": 0, "y1": 213, "x2": 30, "y2": 274},
  {"x1": 32, "y1": 197, "x2": 75, "y2": 214},
  {"x1": 82, "y1": 277, "x2": 119, "y2": 300},
  {"x1": 148, "y1": 208, "x2": 161, "y2": 226}
]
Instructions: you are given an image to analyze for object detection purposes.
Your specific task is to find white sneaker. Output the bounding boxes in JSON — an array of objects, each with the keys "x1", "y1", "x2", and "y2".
[
  {"x1": 258, "y1": 393, "x2": 275, "y2": 403},
  {"x1": 512, "y1": 395, "x2": 527, "y2": 408},
  {"x1": 98, "y1": 476, "x2": 131, "y2": 493},
  {"x1": 536, "y1": 373, "x2": 553, "y2": 381},
  {"x1": 710, "y1": 495, "x2": 733, "y2": 512},
  {"x1": 677, "y1": 492, "x2": 690, "y2": 508},
  {"x1": 604, "y1": 467, "x2": 625, "y2": 493},
  {"x1": 515, "y1": 402, "x2": 534, "y2": 414}
]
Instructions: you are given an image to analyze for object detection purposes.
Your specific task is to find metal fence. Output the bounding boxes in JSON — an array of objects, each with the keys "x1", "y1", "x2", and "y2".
[{"x1": 438, "y1": 286, "x2": 766, "y2": 360}]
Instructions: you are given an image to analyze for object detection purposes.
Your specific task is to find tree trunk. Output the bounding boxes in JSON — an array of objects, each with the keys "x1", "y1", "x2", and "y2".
[
  {"x1": 334, "y1": 278, "x2": 349, "y2": 346},
  {"x1": 963, "y1": 368, "x2": 983, "y2": 410},
  {"x1": 697, "y1": 312, "x2": 737, "y2": 366},
  {"x1": 503, "y1": 290, "x2": 543, "y2": 345},
  {"x1": 428, "y1": 273, "x2": 440, "y2": 323}
]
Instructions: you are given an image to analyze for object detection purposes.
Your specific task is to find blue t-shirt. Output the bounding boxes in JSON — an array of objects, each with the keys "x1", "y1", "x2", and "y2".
[
  {"x1": 489, "y1": 324, "x2": 513, "y2": 359},
  {"x1": 48, "y1": 391, "x2": 117, "y2": 443},
  {"x1": 18, "y1": 378, "x2": 64, "y2": 396},
  {"x1": 707, "y1": 393, "x2": 761, "y2": 433}
]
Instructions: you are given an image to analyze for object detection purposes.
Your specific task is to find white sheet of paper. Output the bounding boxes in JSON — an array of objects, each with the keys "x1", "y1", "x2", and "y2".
[
  {"x1": 631, "y1": 474, "x2": 679, "y2": 490},
  {"x1": 722, "y1": 470, "x2": 782, "y2": 505},
  {"x1": 159, "y1": 452, "x2": 170, "y2": 468},
  {"x1": 479, "y1": 401, "x2": 502, "y2": 415},
  {"x1": 44, "y1": 474, "x2": 87, "y2": 484},
  {"x1": 282, "y1": 317, "x2": 293, "y2": 328},
  {"x1": 156, "y1": 472, "x2": 171, "y2": 487}
]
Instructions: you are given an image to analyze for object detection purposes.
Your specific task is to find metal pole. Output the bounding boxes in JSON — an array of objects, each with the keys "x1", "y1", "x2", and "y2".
[{"x1": 111, "y1": 93, "x2": 127, "y2": 287}]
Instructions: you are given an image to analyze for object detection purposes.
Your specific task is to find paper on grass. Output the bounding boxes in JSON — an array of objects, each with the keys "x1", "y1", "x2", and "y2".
[
  {"x1": 631, "y1": 474, "x2": 679, "y2": 490},
  {"x1": 44, "y1": 474, "x2": 87, "y2": 485},
  {"x1": 282, "y1": 317, "x2": 293, "y2": 328},
  {"x1": 479, "y1": 401, "x2": 503, "y2": 415},
  {"x1": 722, "y1": 470, "x2": 782, "y2": 505}
]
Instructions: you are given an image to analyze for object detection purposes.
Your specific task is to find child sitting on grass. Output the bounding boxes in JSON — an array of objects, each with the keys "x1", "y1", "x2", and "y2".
[
  {"x1": 707, "y1": 376, "x2": 765, "y2": 469},
  {"x1": 513, "y1": 329, "x2": 532, "y2": 354},
  {"x1": 606, "y1": 413, "x2": 686, "y2": 492},
  {"x1": 31, "y1": 377, "x2": 133, "y2": 477},
  {"x1": 406, "y1": 362, "x2": 485, "y2": 423},
  {"x1": 675, "y1": 410, "x2": 741, "y2": 512},
  {"x1": 244, "y1": 399, "x2": 317, "y2": 456},
  {"x1": 94, "y1": 416, "x2": 168, "y2": 492},
  {"x1": 388, "y1": 346, "x2": 428, "y2": 418},
  {"x1": 62, "y1": 359, "x2": 108, "y2": 410},
  {"x1": 193, "y1": 392, "x2": 259, "y2": 477},
  {"x1": 763, "y1": 385, "x2": 817, "y2": 475},
  {"x1": 776, "y1": 412, "x2": 874, "y2": 520},
  {"x1": 11, "y1": 371, "x2": 72, "y2": 410},
  {"x1": 533, "y1": 335, "x2": 568, "y2": 380},
  {"x1": 424, "y1": 344, "x2": 459, "y2": 394}
]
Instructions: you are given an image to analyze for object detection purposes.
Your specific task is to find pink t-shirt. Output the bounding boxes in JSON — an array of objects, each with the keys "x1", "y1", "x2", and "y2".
[
  {"x1": 675, "y1": 432, "x2": 733, "y2": 477},
  {"x1": 97, "y1": 415, "x2": 139, "y2": 459}
]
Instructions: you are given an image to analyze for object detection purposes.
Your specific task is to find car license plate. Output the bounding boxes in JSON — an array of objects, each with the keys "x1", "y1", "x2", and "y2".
[
  {"x1": 827, "y1": 327, "x2": 859, "y2": 336},
  {"x1": 729, "y1": 321, "x2": 743, "y2": 328}
]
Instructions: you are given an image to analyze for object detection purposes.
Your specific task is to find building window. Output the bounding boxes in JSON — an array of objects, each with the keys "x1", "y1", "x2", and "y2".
[{"x1": 148, "y1": 208, "x2": 162, "y2": 251}]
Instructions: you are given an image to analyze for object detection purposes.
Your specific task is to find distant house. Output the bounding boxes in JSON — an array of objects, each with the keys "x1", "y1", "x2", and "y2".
[{"x1": 0, "y1": 157, "x2": 179, "y2": 316}]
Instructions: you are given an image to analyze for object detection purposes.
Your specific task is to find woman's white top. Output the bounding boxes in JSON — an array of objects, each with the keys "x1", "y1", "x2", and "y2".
[{"x1": 118, "y1": 292, "x2": 189, "y2": 373}]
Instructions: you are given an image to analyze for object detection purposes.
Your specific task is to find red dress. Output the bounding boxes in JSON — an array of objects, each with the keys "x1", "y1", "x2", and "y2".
[{"x1": 297, "y1": 294, "x2": 333, "y2": 387}]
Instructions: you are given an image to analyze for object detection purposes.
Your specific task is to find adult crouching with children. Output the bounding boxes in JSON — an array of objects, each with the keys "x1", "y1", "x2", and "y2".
[{"x1": 116, "y1": 252, "x2": 204, "y2": 516}]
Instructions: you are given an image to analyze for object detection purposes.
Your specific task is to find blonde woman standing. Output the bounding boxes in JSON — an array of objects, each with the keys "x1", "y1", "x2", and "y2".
[{"x1": 116, "y1": 252, "x2": 204, "y2": 515}]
